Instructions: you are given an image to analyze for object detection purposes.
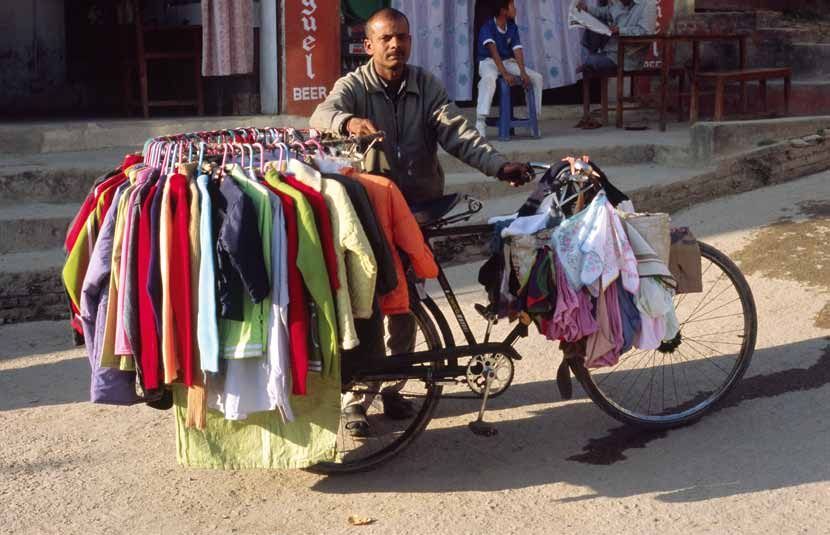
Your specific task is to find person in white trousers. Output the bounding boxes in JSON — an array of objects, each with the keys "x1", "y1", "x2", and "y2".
[{"x1": 476, "y1": 0, "x2": 544, "y2": 138}]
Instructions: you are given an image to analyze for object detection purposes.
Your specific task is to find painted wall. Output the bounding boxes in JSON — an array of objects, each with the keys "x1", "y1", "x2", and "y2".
[{"x1": 0, "y1": 0, "x2": 68, "y2": 115}]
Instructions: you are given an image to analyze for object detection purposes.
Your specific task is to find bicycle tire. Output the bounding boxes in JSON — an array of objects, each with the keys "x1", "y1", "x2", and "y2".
[
  {"x1": 310, "y1": 301, "x2": 444, "y2": 474},
  {"x1": 570, "y1": 241, "x2": 757, "y2": 430}
]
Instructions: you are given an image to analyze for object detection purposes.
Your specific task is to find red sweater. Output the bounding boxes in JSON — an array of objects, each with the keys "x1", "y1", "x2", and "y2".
[
  {"x1": 137, "y1": 182, "x2": 161, "y2": 389},
  {"x1": 167, "y1": 173, "x2": 195, "y2": 386},
  {"x1": 262, "y1": 182, "x2": 310, "y2": 395}
]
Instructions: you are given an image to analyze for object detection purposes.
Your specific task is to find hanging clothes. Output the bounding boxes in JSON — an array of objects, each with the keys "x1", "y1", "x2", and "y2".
[
  {"x1": 264, "y1": 168, "x2": 339, "y2": 380},
  {"x1": 340, "y1": 169, "x2": 438, "y2": 315},
  {"x1": 261, "y1": 182, "x2": 311, "y2": 396},
  {"x1": 551, "y1": 192, "x2": 639, "y2": 297},
  {"x1": 79, "y1": 180, "x2": 140, "y2": 405},
  {"x1": 323, "y1": 172, "x2": 398, "y2": 296},
  {"x1": 196, "y1": 175, "x2": 221, "y2": 374},
  {"x1": 201, "y1": 0, "x2": 255, "y2": 76},
  {"x1": 286, "y1": 159, "x2": 378, "y2": 351}
]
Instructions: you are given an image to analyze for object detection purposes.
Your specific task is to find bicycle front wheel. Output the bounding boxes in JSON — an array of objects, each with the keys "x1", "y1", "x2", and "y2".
[
  {"x1": 310, "y1": 301, "x2": 444, "y2": 474},
  {"x1": 571, "y1": 242, "x2": 757, "y2": 429}
]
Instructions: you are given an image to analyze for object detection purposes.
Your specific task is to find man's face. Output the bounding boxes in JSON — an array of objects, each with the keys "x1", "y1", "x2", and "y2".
[{"x1": 364, "y1": 17, "x2": 411, "y2": 72}]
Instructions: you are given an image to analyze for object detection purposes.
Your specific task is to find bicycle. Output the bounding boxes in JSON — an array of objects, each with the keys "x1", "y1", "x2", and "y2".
[{"x1": 313, "y1": 159, "x2": 758, "y2": 474}]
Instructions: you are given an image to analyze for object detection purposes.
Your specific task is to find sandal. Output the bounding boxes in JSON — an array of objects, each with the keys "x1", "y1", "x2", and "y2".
[
  {"x1": 382, "y1": 391, "x2": 415, "y2": 420},
  {"x1": 580, "y1": 118, "x2": 603, "y2": 130},
  {"x1": 343, "y1": 405, "x2": 369, "y2": 438}
]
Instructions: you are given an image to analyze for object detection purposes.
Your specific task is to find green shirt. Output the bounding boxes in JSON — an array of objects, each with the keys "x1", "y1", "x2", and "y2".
[{"x1": 264, "y1": 169, "x2": 339, "y2": 380}]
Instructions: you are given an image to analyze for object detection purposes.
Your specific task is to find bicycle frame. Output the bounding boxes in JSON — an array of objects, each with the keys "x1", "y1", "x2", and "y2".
[
  {"x1": 345, "y1": 223, "x2": 529, "y2": 386},
  {"x1": 346, "y1": 162, "x2": 598, "y2": 387}
]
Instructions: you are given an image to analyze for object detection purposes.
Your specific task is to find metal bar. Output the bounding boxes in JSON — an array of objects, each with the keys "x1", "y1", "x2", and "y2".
[{"x1": 350, "y1": 342, "x2": 523, "y2": 375}]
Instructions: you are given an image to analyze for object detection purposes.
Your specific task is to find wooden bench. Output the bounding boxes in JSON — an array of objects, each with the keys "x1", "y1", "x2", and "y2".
[
  {"x1": 690, "y1": 67, "x2": 792, "y2": 122},
  {"x1": 583, "y1": 67, "x2": 687, "y2": 126}
]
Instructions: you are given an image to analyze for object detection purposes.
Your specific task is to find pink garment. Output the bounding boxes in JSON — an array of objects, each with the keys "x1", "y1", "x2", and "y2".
[
  {"x1": 635, "y1": 315, "x2": 666, "y2": 350},
  {"x1": 201, "y1": 0, "x2": 254, "y2": 76},
  {"x1": 542, "y1": 254, "x2": 598, "y2": 342},
  {"x1": 113, "y1": 183, "x2": 143, "y2": 355},
  {"x1": 585, "y1": 280, "x2": 625, "y2": 368}
]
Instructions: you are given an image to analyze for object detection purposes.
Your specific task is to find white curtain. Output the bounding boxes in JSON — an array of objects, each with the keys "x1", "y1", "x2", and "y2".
[
  {"x1": 392, "y1": 1, "x2": 584, "y2": 101},
  {"x1": 514, "y1": 0, "x2": 584, "y2": 90},
  {"x1": 391, "y1": 0, "x2": 475, "y2": 102}
]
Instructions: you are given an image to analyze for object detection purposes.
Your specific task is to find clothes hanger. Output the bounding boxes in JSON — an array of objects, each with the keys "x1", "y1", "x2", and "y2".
[{"x1": 253, "y1": 142, "x2": 265, "y2": 176}]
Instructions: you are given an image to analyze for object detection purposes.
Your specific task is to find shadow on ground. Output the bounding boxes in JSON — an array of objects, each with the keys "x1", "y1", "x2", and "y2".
[{"x1": 312, "y1": 337, "x2": 830, "y2": 504}]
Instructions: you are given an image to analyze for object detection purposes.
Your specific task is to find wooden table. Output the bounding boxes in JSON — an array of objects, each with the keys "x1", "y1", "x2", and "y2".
[{"x1": 616, "y1": 34, "x2": 747, "y2": 131}]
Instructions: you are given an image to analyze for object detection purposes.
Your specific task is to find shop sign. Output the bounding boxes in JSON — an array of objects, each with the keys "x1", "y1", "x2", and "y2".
[{"x1": 283, "y1": 0, "x2": 341, "y2": 115}]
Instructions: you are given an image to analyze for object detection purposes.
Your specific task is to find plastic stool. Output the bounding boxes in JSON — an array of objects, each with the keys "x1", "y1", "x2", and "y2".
[{"x1": 485, "y1": 76, "x2": 540, "y2": 141}]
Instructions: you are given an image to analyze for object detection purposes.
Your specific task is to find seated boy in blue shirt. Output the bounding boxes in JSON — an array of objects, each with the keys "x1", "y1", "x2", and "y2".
[{"x1": 476, "y1": 0, "x2": 544, "y2": 138}]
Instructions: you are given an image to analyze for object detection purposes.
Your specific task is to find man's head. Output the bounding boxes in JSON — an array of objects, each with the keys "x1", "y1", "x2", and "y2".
[
  {"x1": 619, "y1": 0, "x2": 635, "y2": 6},
  {"x1": 364, "y1": 8, "x2": 411, "y2": 77},
  {"x1": 494, "y1": 0, "x2": 517, "y2": 20}
]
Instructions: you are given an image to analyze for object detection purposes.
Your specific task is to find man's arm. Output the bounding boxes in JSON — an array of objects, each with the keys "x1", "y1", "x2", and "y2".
[
  {"x1": 425, "y1": 77, "x2": 507, "y2": 177},
  {"x1": 309, "y1": 75, "x2": 359, "y2": 135},
  {"x1": 618, "y1": 1, "x2": 657, "y2": 36}
]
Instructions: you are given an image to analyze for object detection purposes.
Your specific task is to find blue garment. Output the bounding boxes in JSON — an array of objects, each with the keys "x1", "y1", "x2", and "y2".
[
  {"x1": 196, "y1": 174, "x2": 220, "y2": 373},
  {"x1": 477, "y1": 18, "x2": 522, "y2": 62},
  {"x1": 79, "y1": 181, "x2": 140, "y2": 405},
  {"x1": 214, "y1": 173, "x2": 269, "y2": 321},
  {"x1": 617, "y1": 278, "x2": 642, "y2": 354}
]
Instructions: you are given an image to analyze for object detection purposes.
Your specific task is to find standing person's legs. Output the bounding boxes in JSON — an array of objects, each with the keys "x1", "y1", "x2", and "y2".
[
  {"x1": 341, "y1": 312, "x2": 416, "y2": 425},
  {"x1": 477, "y1": 58, "x2": 501, "y2": 136}
]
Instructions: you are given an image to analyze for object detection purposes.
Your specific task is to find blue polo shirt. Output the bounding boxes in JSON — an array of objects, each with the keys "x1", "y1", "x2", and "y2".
[{"x1": 477, "y1": 18, "x2": 522, "y2": 62}]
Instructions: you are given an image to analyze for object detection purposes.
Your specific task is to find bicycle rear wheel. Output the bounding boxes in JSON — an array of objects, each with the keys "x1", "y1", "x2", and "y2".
[
  {"x1": 310, "y1": 301, "x2": 444, "y2": 474},
  {"x1": 571, "y1": 242, "x2": 757, "y2": 429}
]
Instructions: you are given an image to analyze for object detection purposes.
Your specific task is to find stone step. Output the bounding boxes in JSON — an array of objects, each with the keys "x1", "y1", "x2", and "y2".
[
  {"x1": 443, "y1": 163, "x2": 712, "y2": 205},
  {"x1": 0, "y1": 202, "x2": 80, "y2": 254},
  {"x1": 751, "y1": 40, "x2": 830, "y2": 80},
  {"x1": 0, "y1": 248, "x2": 67, "y2": 324}
]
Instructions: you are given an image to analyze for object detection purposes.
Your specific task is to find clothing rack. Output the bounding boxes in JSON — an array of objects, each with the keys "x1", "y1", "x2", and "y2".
[{"x1": 141, "y1": 127, "x2": 384, "y2": 173}]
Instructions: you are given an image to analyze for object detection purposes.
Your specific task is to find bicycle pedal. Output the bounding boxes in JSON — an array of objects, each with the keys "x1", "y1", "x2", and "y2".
[
  {"x1": 474, "y1": 303, "x2": 496, "y2": 321},
  {"x1": 468, "y1": 420, "x2": 498, "y2": 437}
]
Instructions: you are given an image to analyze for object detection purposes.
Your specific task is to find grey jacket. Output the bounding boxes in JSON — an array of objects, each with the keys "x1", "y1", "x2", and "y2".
[{"x1": 310, "y1": 60, "x2": 507, "y2": 204}]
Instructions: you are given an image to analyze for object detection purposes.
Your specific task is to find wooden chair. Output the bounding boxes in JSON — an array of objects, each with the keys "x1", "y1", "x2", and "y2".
[
  {"x1": 122, "y1": 0, "x2": 204, "y2": 118},
  {"x1": 583, "y1": 67, "x2": 687, "y2": 126}
]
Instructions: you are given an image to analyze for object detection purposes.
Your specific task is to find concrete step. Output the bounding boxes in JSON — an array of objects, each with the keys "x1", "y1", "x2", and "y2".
[
  {"x1": 0, "y1": 106, "x2": 598, "y2": 156},
  {"x1": 0, "y1": 147, "x2": 133, "y2": 203},
  {"x1": 0, "y1": 203, "x2": 79, "y2": 254},
  {"x1": 0, "y1": 248, "x2": 67, "y2": 324},
  {"x1": 444, "y1": 163, "x2": 712, "y2": 205}
]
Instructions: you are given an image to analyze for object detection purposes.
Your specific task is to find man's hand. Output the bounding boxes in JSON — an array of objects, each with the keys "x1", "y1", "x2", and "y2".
[
  {"x1": 502, "y1": 72, "x2": 518, "y2": 87},
  {"x1": 497, "y1": 162, "x2": 534, "y2": 187},
  {"x1": 346, "y1": 117, "x2": 380, "y2": 137},
  {"x1": 610, "y1": 25, "x2": 620, "y2": 35},
  {"x1": 520, "y1": 70, "x2": 531, "y2": 88}
]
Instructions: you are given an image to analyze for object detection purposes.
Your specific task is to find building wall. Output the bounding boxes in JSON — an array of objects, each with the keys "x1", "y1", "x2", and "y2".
[
  {"x1": 0, "y1": 0, "x2": 68, "y2": 116},
  {"x1": 696, "y1": 0, "x2": 823, "y2": 12}
]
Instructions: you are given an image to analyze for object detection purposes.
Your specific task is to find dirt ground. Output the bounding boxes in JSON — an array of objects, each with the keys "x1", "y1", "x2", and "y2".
[{"x1": 2, "y1": 171, "x2": 829, "y2": 535}]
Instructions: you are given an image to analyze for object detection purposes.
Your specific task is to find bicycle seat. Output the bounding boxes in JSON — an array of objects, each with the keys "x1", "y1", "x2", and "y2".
[{"x1": 409, "y1": 193, "x2": 463, "y2": 227}]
